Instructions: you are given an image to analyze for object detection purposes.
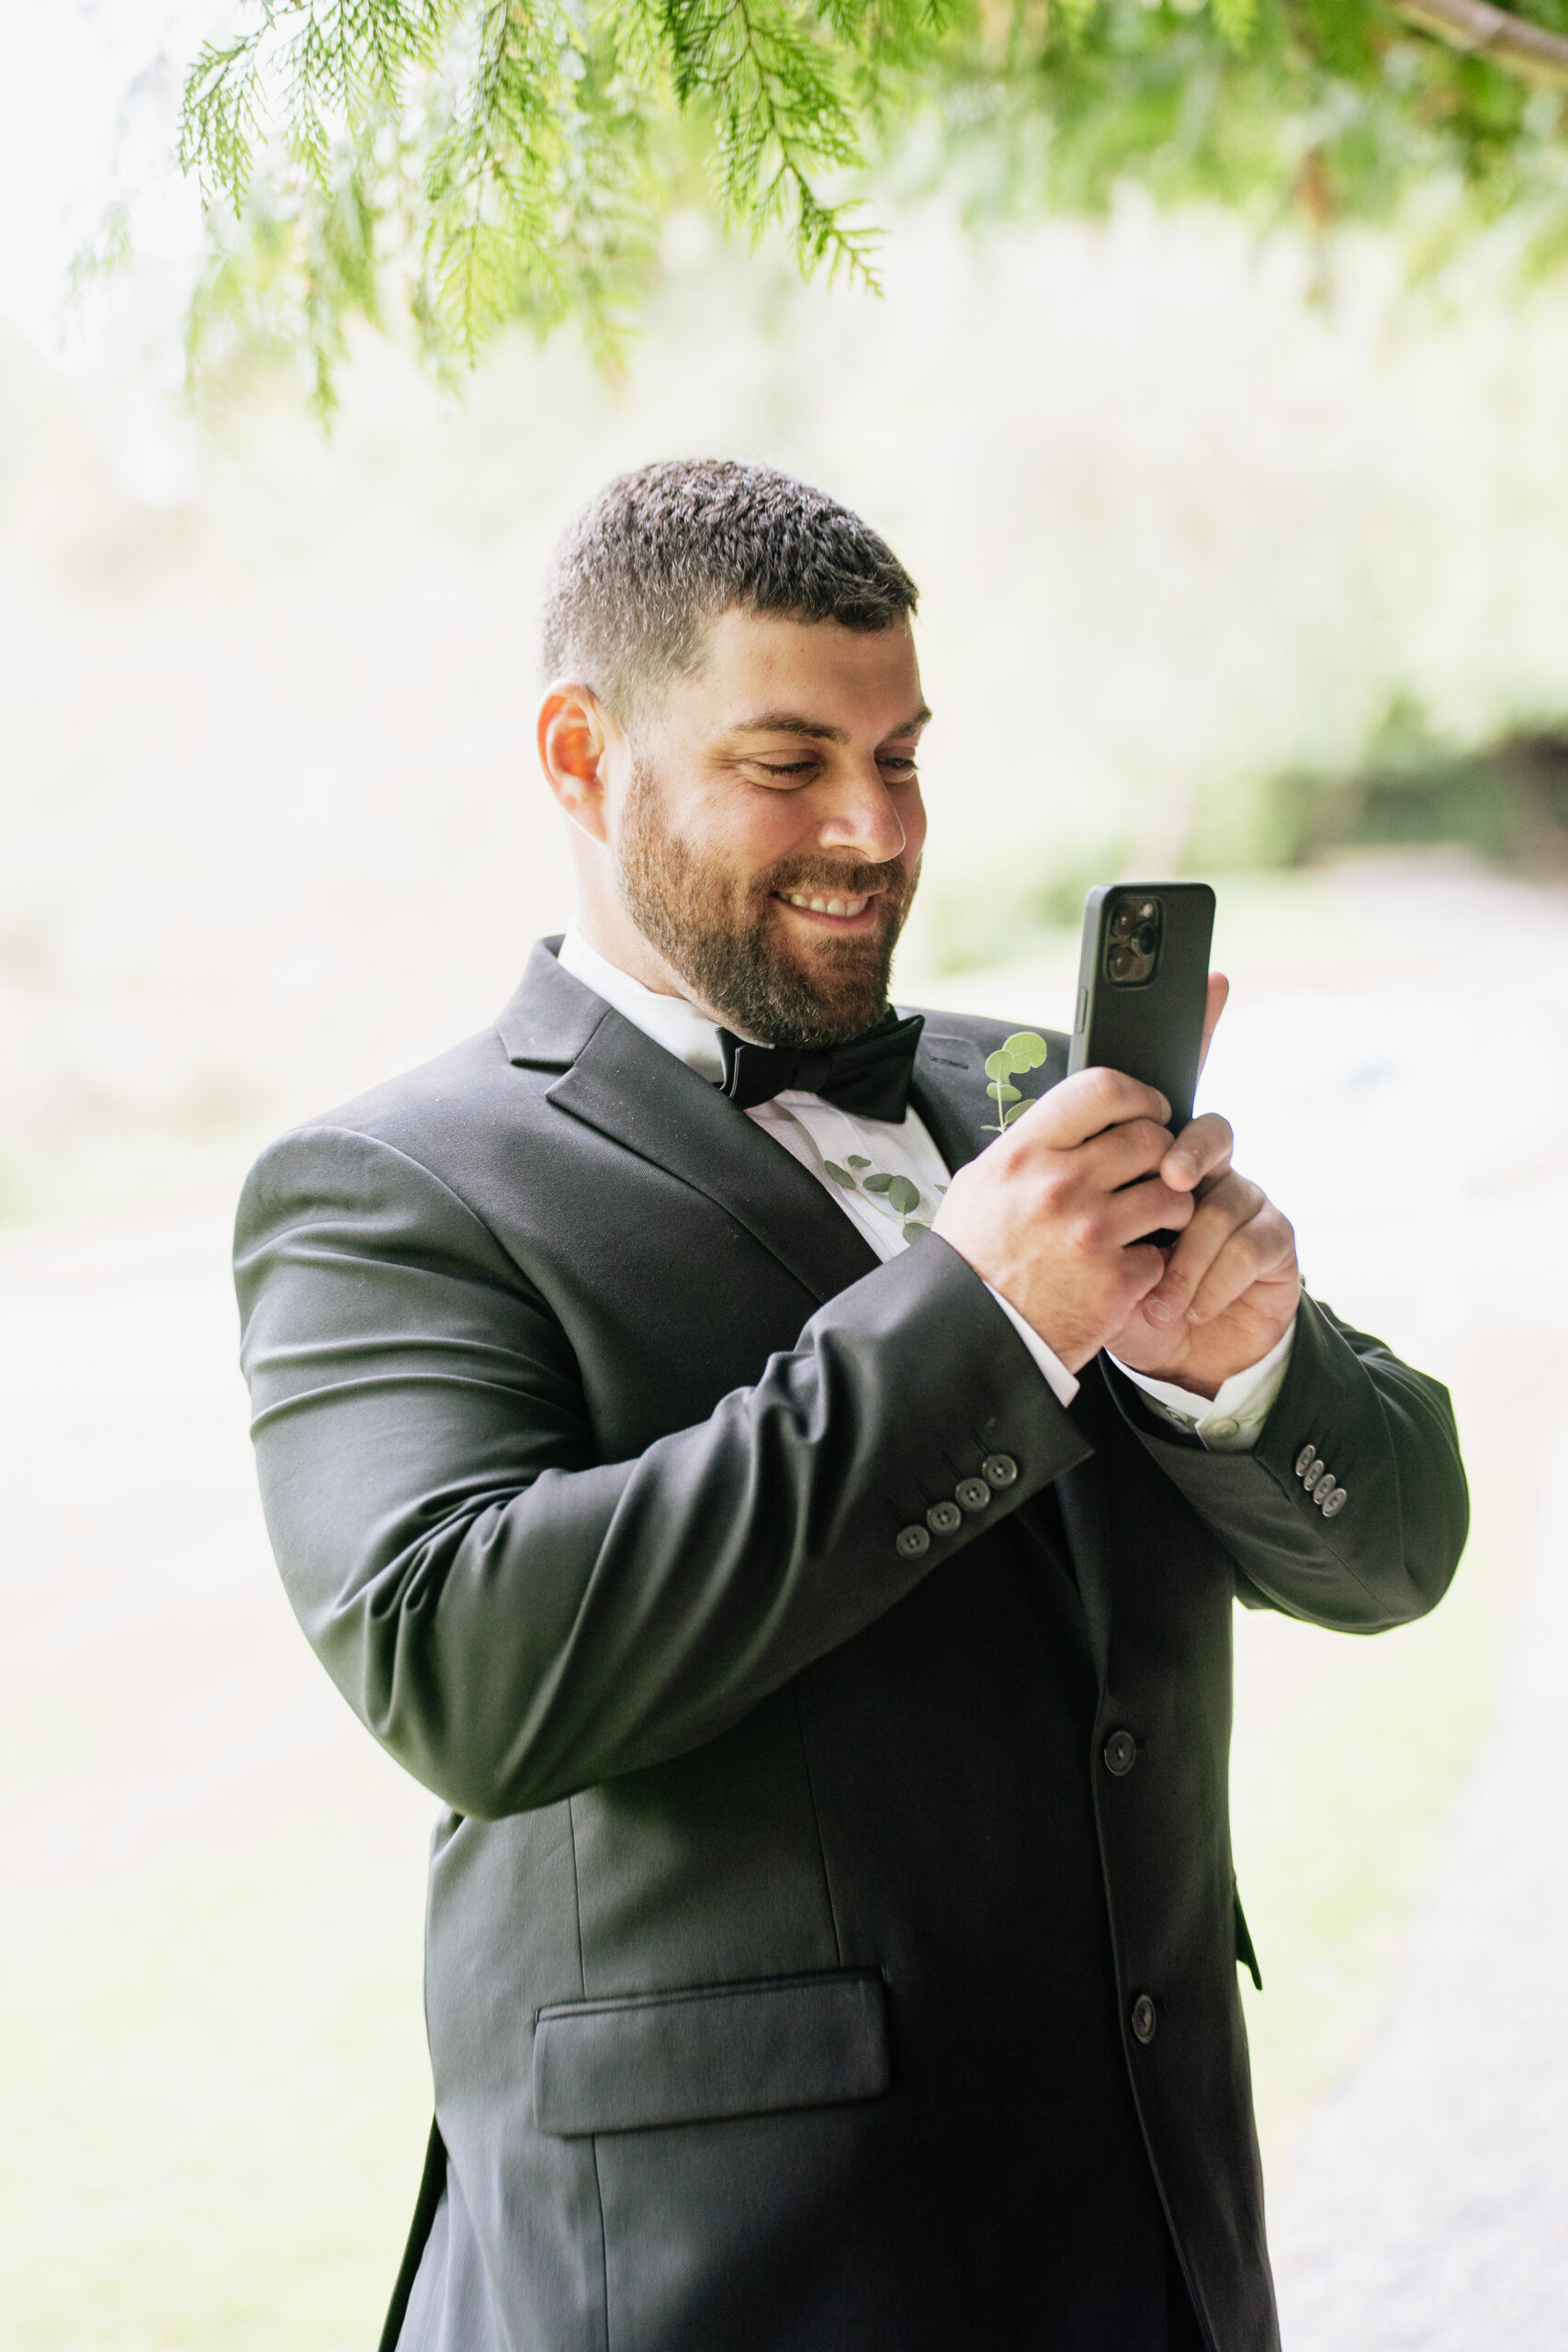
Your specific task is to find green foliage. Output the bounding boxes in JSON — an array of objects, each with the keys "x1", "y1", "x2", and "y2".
[
  {"x1": 175, "y1": 0, "x2": 1568, "y2": 402},
  {"x1": 983, "y1": 1029, "x2": 1048, "y2": 1131},
  {"x1": 822, "y1": 1154, "x2": 940, "y2": 1238},
  {"x1": 1186, "y1": 715, "x2": 1568, "y2": 872}
]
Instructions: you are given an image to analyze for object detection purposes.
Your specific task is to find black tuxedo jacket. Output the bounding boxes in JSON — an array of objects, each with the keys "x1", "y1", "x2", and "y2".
[{"x1": 234, "y1": 940, "x2": 1467, "y2": 2352}]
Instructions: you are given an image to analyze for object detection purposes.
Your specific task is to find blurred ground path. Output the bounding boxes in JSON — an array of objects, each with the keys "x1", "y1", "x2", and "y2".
[
  {"x1": 1270, "y1": 1412, "x2": 1568, "y2": 2350},
  {"x1": 1207, "y1": 864, "x2": 1568, "y2": 2345},
  {"x1": 0, "y1": 1208, "x2": 437, "y2": 2349}
]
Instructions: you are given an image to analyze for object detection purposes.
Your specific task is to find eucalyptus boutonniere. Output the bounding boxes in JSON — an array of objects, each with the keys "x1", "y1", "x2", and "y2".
[
  {"x1": 822, "y1": 1156, "x2": 946, "y2": 1242},
  {"x1": 983, "y1": 1032, "x2": 1049, "y2": 1132}
]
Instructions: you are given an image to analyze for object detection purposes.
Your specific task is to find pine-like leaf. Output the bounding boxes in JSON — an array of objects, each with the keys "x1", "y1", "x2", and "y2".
[{"x1": 175, "y1": 0, "x2": 1568, "y2": 404}]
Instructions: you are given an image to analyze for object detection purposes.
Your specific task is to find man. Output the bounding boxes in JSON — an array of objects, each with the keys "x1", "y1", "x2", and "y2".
[{"x1": 235, "y1": 459, "x2": 1467, "y2": 2352}]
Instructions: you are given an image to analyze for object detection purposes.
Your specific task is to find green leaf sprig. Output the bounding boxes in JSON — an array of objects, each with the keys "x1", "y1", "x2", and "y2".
[
  {"x1": 822, "y1": 1154, "x2": 944, "y2": 1243},
  {"x1": 983, "y1": 1031, "x2": 1048, "y2": 1133}
]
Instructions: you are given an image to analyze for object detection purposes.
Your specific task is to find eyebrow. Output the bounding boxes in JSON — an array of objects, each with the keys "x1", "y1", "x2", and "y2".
[{"x1": 730, "y1": 705, "x2": 931, "y2": 743}]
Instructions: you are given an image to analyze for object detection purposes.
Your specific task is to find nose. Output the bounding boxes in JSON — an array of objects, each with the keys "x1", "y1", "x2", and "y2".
[{"x1": 816, "y1": 763, "x2": 908, "y2": 865}]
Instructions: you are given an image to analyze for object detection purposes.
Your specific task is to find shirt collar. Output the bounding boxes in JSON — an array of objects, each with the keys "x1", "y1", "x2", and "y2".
[{"x1": 557, "y1": 926, "x2": 727, "y2": 1085}]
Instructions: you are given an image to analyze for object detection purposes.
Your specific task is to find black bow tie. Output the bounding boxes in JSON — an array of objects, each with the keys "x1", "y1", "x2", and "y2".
[{"x1": 717, "y1": 1008, "x2": 926, "y2": 1124}]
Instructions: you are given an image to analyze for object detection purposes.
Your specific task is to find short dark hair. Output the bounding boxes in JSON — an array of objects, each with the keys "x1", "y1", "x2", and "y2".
[{"x1": 537, "y1": 458, "x2": 919, "y2": 722}]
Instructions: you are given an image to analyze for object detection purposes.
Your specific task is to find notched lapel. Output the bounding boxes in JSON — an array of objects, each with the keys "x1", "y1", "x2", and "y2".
[
  {"x1": 494, "y1": 936, "x2": 602, "y2": 1070},
  {"x1": 547, "y1": 1012, "x2": 880, "y2": 1307},
  {"x1": 498, "y1": 943, "x2": 876, "y2": 1302},
  {"x1": 906, "y1": 1014, "x2": 1071, "y2": 1179},
  {"x1": 908, "y1": 1035, "x2": 988, "y2": 1178}
]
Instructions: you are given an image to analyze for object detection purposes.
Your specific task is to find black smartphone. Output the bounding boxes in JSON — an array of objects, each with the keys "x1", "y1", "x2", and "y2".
[{"x1": 1067, "y1": 881, "x2": 1215, "y2": 1133}]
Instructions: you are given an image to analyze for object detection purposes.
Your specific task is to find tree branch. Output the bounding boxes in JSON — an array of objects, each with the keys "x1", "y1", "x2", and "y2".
[{"x1": 1393, "y1": 0, "x2": 1568, "y2": 87}]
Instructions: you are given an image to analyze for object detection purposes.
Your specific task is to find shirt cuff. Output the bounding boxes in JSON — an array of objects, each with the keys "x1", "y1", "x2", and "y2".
[
  {"x1": 985, "y1": 1285, "x2": 1081, "y2": 1411},
  {"x1": 1109, "y1": 1316, "x2": 1297, "y2": 1453}
]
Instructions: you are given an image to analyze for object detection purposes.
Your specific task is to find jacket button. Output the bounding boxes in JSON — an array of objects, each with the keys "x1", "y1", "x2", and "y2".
[
  {"x1": 954, "y1": 1476, "x2": 992, "y2": 1513},
  {"x1": 1294, "y1": 1443, "x2": 1318, "y2": 1479},
  {"x1": 1130, "y1": 1994, "x2": 1157, "y2": 2044},
  {"x1": 1305, "y1": 1463, "x2": 1332, "y2": 1497},
  {"x1": 982, "y1": 1453, "x2": 1019, "y2": 1488},
  {"x1": 1320, "y1": 1486, "x2": 1348, "y2": 1518},
  {"x1": 926, "y1": 1499, "x2": 964, "y2": 1536},
  {"x1": 895, "y1": 1524, "x2": 931, "y2": 1560},
  {"x1": 1103, "y1": 1729, "x2": 1138, "y2": 1777}
]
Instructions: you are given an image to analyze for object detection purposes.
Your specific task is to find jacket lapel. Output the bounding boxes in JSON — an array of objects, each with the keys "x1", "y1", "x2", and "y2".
[
  {"x1": 908, "y1": 1037, "x2": 989, "y2": 1176},
  {"x1": 904, "y1": 1012, "x2": 1072, "y2": 1178},
  {"x1": 906, "y1": 1012, "x2": 1112, "y2": 1680},
  {"x1": 496, "y1": 943, "x2": 879, "y2": 1306}
]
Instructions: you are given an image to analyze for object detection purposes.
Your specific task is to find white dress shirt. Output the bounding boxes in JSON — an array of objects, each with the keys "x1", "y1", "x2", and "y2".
[{"x1": 556, "y1": 929, "x2": 1292, "y2": 1450}]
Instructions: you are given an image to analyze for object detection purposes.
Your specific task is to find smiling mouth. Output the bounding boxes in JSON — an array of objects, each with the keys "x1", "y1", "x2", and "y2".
[{"x1": 777, "y1": 891, "x2": 874, "y2": 921}]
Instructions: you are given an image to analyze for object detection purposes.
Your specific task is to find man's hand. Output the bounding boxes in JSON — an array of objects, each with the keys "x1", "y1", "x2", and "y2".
[
  {"x1": 1102, "y1": 968, "x2": 1299, "y2": 1397},
  {"x1": 931, "y1": 1068, "x2": 1195, "y2": 1374},
  {"x1": 1106, "y1": 1137, "x2": 1300, "y2": 1399},
  {"x1": 932, "y1": 968, "x2": 1300, "y2": 1393}
]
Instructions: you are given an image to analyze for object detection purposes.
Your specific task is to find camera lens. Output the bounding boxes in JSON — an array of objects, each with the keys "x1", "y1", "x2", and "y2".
[
  {"x1": 1108, "y1": 944, "x2": 1134, "y2": 981},
  {"x1": 1130, "y1": 926, "x2": 1159, "y2": 958},
  {"x1": 1109, "y1": 904, "x2": 1136, "y2": 943}
]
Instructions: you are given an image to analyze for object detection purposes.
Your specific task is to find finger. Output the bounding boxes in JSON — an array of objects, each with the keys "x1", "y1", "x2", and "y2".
[
  {"x1": 1160, "y1": 1113, "x2": 1234, "y2": 1195},
  {"x1": 1140, "y1": 1173, "x2": 1261, "y2": 1326},
  {"x1": 1079, "y1": 1116, "x2": 1179, "y2": 1191},
  {"x1": 1119, "y1": 1241, "x2": 1171, "y2": 1306},
  {"x1": 1016, "y1": 1065, "x2": 1170, "y2": 1153},
  {"x1": 1185, "y1": 1201, "x2": 1298, "y2": 1327},
  {"x1": 1198, "y1": 972, "x2": 1229, "y2": 1073},
  {"x1": 1101, "y1": 1174, "x2": 1196, "y2": 1250}
]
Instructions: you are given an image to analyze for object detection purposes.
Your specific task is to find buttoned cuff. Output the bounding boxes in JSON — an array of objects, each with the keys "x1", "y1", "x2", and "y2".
[
  {"x1": 984, "y1": 1285, "x2": 1081, "y2": 1411},
  {"x1": 1110, "y1": 1316, "x2": 1296, "y2": 1453}
]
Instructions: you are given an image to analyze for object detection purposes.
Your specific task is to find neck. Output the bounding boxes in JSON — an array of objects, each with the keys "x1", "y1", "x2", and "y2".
[{"x1": 567, "y1": 849, "x2": 721, "y2": 1015}]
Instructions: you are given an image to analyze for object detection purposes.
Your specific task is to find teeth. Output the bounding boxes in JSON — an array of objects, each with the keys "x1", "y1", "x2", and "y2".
[{"x1": 784, "y1": 893, "x2": 869, "y2": 918}]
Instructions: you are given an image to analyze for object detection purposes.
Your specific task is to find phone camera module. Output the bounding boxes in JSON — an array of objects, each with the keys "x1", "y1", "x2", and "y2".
[{"x1": 1105, "y1": 894, "x2": 1161, "y2": 986}]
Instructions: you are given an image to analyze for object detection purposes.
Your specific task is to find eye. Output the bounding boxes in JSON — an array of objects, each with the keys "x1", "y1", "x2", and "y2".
[
  {"x1": 755, "y1": 758, "x2": 818, "y2": 780},
  {"x1": 879, "y1": 754, "x2": 919, "y2": 775}
]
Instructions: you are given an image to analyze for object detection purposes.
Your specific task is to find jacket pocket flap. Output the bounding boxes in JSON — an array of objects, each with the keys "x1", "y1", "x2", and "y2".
[{"x1": 534, "y1": 1968, "x2": 890, "y2": 2137}]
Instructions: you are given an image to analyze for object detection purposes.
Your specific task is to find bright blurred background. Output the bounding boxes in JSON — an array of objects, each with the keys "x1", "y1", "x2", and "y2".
[{"x1": 6, "y1": 9, "x2": 1568, "y2": 2346}]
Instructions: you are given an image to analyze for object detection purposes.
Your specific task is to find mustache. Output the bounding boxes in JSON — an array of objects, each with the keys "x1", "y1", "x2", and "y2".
[{"x1": 756, "y1": 857, "x2": 913, "y2": 903}]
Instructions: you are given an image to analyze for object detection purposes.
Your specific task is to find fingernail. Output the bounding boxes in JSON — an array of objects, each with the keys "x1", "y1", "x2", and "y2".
[{"x1": 1143, "y1": 1296, "x2": 1175, "y2": 1325}]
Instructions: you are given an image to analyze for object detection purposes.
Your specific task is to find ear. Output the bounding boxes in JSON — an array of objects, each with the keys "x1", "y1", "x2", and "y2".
[
  {"x1": 1198, "y1": 970, "x2": 1230, "y2": 1072},
  {"x1": 537, "y1": 684, "x2": 617, "y2": 844}
]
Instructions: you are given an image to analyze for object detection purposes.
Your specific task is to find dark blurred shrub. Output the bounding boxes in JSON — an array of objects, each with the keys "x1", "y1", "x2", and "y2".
[{"x1": 1193, "y1": 710, "x2": 1568, "y2": 875}]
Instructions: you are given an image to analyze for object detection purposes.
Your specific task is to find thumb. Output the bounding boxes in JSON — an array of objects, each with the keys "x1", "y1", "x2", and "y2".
[{"x1": 1199, "y1": 971, "x2": 1230, "y2": 1073}]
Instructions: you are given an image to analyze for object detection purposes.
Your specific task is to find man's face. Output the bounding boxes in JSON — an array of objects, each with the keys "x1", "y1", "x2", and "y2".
[{"x1": 611, "y1": 608, "x2": 929, "y2": 1046}]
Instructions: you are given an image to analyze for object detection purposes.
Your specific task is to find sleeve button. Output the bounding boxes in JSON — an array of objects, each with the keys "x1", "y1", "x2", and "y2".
[
  {"x1": 1294, "y1": 1443, "x2": 1318, "y2": 1479},
  {"x1": 926, "y1": 1499, "x2": 964, "y2": 1535},
  {"x1": 1320, "y1": 1486, "x2": 1348, "y2": 1518},
  {"x1": 895, "y1": 1524, "x2": 932, "y2": 1560},
  {"x1": 954, "y1": 1476, "x2": 992, "y2": 1513},
  {"x1": 982, "y1": 1453, "x2": 1019, "y2": 1488}
]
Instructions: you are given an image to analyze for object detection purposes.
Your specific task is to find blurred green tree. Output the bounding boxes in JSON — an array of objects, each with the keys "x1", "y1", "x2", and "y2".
[{"x1": 177, "y1": 0, "x2": 1568, "y2": 407}]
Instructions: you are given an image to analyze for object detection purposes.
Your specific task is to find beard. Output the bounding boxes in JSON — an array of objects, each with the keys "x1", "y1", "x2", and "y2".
[{"x1": 615, "y1": 757, "x2": 919, "y2": 1047}]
